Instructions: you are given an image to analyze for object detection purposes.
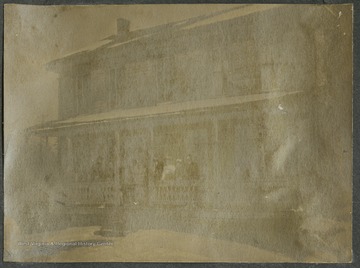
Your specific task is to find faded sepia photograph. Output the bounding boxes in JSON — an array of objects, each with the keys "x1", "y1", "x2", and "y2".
[{"x1": 4, "y1": 4, "x2": 353, "y2": 262}]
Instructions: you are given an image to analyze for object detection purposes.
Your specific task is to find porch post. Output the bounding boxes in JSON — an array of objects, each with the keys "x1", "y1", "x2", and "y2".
[
  {"x1": 148, "y1": 126, "x2": 154, "y2": 205},
  {"x1": 67, "y1": 136, "x2": 73, "y2": 175},
  {"x1": 212, "y1": 119, "x2": 220, "y2": 205},
  {"x1": 114, "y1": 132, "x2": 121, "y2": 206}
]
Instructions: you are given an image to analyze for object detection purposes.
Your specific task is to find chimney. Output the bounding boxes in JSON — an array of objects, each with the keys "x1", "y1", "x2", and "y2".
[{"x1": 117, "y1": 18, "x2": 130, "y2": 36}]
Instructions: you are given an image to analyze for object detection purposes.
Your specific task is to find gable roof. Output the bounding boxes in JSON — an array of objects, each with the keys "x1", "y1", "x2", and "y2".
[{"x1": 46, "y1": 4, "x2": 284, "y2": 71}]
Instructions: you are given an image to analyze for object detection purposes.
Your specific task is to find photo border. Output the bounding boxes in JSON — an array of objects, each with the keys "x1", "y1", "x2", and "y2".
[{"x1": 1, "y1": 0, "x2": 358, "y2": 267}]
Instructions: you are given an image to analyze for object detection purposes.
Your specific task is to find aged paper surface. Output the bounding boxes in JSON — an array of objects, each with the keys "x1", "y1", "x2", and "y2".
[{"x1": 4, "y1": 4, "x2": 353, "y2": 262}]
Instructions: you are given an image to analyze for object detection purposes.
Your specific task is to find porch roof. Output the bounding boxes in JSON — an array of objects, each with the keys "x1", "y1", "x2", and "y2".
[{"x1": 30, "y1": 90, "x2": 302, "y2": 134}]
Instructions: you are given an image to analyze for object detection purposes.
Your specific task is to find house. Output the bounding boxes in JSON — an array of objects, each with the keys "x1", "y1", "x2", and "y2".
[{"x1": 27, "y1": 4, "x2": 350, "y2": 253}]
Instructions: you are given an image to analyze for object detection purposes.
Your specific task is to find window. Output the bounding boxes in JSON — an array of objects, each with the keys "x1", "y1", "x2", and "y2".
[
  {"x1": 172, "y1": 49, "x2": 222, "y2": 102},
  {"x1": 224, "y1": 40, "x2": 260, "y2": 96},
  {"x1": 156, "y1": 56, "x2": 176, "y2": 103},
  {"x1": 123, "y1": 60, "x2": 157, "y2": 108},
  {"x1": 90, "y1": 70, "x2": 108, "y2": 112},
  {"x1": 109, "y1": 69, "x2": 117, "y2": 109},
  {"x1": 59, "y1": 76, "x2": 77, "y2": 119}
]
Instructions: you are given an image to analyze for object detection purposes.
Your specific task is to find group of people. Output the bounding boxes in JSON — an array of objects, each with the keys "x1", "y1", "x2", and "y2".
[
  {"x1": 87, "y1": 154, "x2": 200, "y2": 182},
  {"x1": 80, "y1": 153, "x2": 200, "y2": 205},
  {"x1": 154, "y1": 154, "x2": 200, "y2": 182},
  {"x1": 75, "y1": 156, "x2": 116, "y2": 182}
]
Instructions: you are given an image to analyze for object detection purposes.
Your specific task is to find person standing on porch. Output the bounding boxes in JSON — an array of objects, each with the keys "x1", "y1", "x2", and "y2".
[
  {"x1": 154, "y1": 157, "x2": 164, "y2": 184},
  {"x1": 185, "y1": 154, "x2": 199, "y2": 180}
]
